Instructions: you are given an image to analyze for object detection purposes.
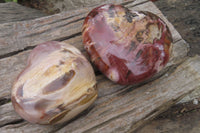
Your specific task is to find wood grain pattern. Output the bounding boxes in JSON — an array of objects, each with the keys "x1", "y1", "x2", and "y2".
[
  {"x1": 0, "y1": 1, "x2": 187, "y2": 100},
  {"x1": 0, "y1": 0, "x2": 182, "y2": 58},
  {"x1": 1, "y1": 56, "x2": 200, "y2": 133},
  {"x1": 0, "y1": 0, "x2": 197, "y2": 133},
  {"x1": 0, "y1": 39, "x2": 189, "y2": 100},
  {"x1": 0, "y1": 2, "x2": 46, "y2": 24},
  {"x1": 57, "y1": 56, "x2": 200, "y2": 133}
]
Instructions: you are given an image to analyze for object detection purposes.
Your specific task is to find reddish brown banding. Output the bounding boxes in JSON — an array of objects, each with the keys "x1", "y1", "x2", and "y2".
[
  {"x1": 82, "y1": 4, "x2": 172, "y2": 85},
  {"x1": 49, "y1": 109, "x2": 70, "y2": 124}
]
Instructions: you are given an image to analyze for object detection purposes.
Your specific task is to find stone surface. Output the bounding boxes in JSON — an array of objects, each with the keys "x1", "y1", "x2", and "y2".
[
  {"x1": 82, "y1": 4, "x2": 172, "y2": 85},
  {"x1": 11, "y1": 41, "x2": 97, "y2": 124}
]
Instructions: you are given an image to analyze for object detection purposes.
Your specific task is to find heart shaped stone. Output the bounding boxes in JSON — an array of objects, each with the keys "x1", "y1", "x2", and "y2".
[
  {"x1": 11, "y1": 41, "x2": 97, "y2": 124},
  {"x1": 82, "y1": 4, "x2": 172, "y2": 85}
]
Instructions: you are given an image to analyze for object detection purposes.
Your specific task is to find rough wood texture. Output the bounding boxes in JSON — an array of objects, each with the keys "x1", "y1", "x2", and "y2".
[
  {"x1": 0, "y1": 0, "x2": 187, "y2": 100},
  {"x1": 0, "y1": 0, "x2": 197, "y2": 133},
  {"x1": 0, "y1": 102, "x2": 22, "y2": 126},
  {"x1": 0, "y1": 39, "x2": 189, "y2": 100},
  {"x1": 136, "y1": 102, "x2": 200, "y2": 133},
  {"x1": 57, "y1": 56, "x2": 200, "y2": 133},
  {"x1": 25, "y1": 0, "x2": 148, "y2": 14},
  {"x1": 0, "y1": 2, "x2": 46, "y2": 24},
  {"x1": 0, "y1": 0, "x2": 182, "y2": 58},
  {"x1": 1, "y1": 56, "x2": 200, "y2": 133},
  {"x1": 179, "y1": 89, "x2": 200, "y2": 104}
]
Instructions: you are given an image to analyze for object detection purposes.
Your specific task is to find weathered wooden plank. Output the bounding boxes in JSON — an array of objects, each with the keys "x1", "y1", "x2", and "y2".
[
  {"x1": 136, "y1": 101, "x2": 200, "y2": 133},
  {"x1": 0, "y1": 0, "x2": 145, "y2": 57},
  {"x1": 0, "y1": 102, "x2": 22, "y2": 127},
  {"x1": 2, "y1": 34, "x2": 186, "y2": 100},
  {"x1": 179, "y1": 87, "x2": 200, "y2": 103},
  {"x1": 0, "y1": 38, "x2": 190, "y2": 131},
  {"x1": 0, "y1": 1, "x2": 192, "y2": 133},
  {"x1": 0, "y1": 120, "x2": 61, "y2": 133},
  {"x1": 0, "y1": 2, "x2": 46, "y2": 24},
  {"x1": 0, "y1": 1, "x2": 187, "y2": 100},
  {"x1": 1, "y1": 56, "x2": 199, "y2": 133},
  {"x1": 0, "y1": 0, "x2": 182, "y2": 58},
  {"x1": 27, "y1": 0, "x2": 148, "y2": 13},
  {"x1": 56, "y1": 56, "x2": 200, "y2": 133},
  {"x1": 0, "y1": 38, "x2": 189, "y2": 127},
  {"x1": 0, "y1": 38, "x2": 189, "y2": 100}
]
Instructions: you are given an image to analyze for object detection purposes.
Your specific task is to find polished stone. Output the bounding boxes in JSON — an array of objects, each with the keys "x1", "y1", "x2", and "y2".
[{"x1": 82, "y1": 4, "x2": 172, "y2": 85}]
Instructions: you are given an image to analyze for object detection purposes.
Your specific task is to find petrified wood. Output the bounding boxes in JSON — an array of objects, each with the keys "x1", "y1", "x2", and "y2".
[
  {"x1": 11, "y1": 41, "x2": 97, "y2": 125},
  {"x1": 0, "y1": 0, "x2": 199, "y2": 133},
  {"x1": 82, "y1": 4, "x2": 172, "y2": 85}
]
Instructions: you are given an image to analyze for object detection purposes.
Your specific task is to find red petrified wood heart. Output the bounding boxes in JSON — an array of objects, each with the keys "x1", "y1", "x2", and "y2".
[{"x1": 82, "y1": 4, "x2": 172, "y2": 85}]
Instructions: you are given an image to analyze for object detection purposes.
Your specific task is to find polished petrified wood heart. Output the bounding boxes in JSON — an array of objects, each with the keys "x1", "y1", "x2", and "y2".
[
  {"x1": 11, "y1": 41, "x2": 97, "y2": 124},
  {"x1": 82, "y1": 4, "x2": 172, "y2": 85}
]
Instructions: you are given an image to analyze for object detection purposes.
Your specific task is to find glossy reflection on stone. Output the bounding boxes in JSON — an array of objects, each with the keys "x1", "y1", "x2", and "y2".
[
  {"x1": 82, "y1": 4, "x2": 172, "y2": 85},
  {"x1": 11, "y1": 41, "x2": 97, "y2": 124}
]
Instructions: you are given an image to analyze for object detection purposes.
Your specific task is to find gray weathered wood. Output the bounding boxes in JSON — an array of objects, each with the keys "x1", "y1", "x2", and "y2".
[
  {"x1": 0, "y1": 39, "x2": 189, "y2": 100},
  {"x1": 0, "y1": 2, "x2": 46, "y2": 24},
  {"x1": 0, "y1": 102, "x2": 22, "y2": 127},
  {"x1": 0, "y1": 0, "x2": 182, "y2": 58},
  {"x1": 0, "y1": 1, "x2": 195, "y2": 133},
  {"x1": 28, "y1": 0, "x2": 148, "y2": 13},
  {"x1": 136, "y1": 102, "x2": 200, "y2": 133},
  {"x1": 179, "y1": 88, "x2": 200, "y2": 103},
  {"x1": 0, "y1": 36, "x2": 189, "y2": 129},
  {"x1": 1, "y1": 56, "x2": 200, "y2": 133},
  {"x1": 57, "y1": 56, "x2": 200, "y2": 133},
  {"x1": 0, "y1": 1, "x2": 187, "y2": 100}
]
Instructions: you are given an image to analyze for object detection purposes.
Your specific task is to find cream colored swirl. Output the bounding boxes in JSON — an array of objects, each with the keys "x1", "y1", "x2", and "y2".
[{"x1": 11, "y1": 41, "x2": 97, "y2": 124}]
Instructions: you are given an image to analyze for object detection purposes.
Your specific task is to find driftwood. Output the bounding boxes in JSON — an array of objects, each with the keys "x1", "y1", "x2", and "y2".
[
  {"x1": 0, "y1": 2, "x2": 46, "y2": 24},
  {"x1": 0, "y1": 0, "x2": 184, "y2": 100},
  {"x1": 136, "y1": 102, "x2": 200, "y2": 133},
  {"x1": 0, "y1": 0, "x2": 180, "y2": 58},
  {"x1": 0, "y1": 0, "x2": 199, "y2": 133}
]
